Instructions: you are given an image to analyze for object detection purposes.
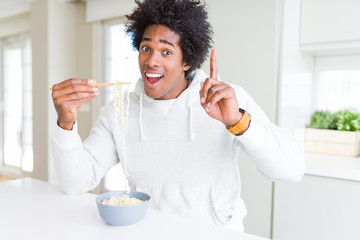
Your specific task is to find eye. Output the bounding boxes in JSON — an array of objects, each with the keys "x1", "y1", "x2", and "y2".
[
  {"x1": 163, "y1": 50, "x2": 172, "y2": 55},
  {"x1": 141, "y1": 46, "x2": 150, "y2": 52}
]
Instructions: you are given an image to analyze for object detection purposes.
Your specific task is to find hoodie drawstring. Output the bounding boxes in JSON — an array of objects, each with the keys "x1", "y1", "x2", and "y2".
[
  {"x1": 139, "y1": 92, "x2": 145, "y2": 141},
  {"x1": 188, "y1": 94, "x2": 195, "y2": 140}
]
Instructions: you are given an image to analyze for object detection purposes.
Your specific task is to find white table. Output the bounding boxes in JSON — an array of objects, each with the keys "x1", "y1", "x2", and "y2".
[{"x1": 0, "y1": 178, "x2": 269, "y2": 240}]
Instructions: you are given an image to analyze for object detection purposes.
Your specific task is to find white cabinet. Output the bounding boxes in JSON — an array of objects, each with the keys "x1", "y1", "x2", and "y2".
[
  {"x1": 300, "y1": 0, "x2": 360, "y2": 55},
  {"x1": 273, "y1": 175, "x2": 360, "y2": 240}
]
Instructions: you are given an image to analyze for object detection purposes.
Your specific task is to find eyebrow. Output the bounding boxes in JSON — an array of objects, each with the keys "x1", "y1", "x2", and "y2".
[{"x1": 141, "y1": 37, "x2": 175, "y2": 48}]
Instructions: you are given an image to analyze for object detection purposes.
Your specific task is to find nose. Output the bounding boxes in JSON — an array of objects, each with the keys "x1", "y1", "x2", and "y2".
[{"x1": 145, "y1": 51, "x2": 161, "y2": 68}]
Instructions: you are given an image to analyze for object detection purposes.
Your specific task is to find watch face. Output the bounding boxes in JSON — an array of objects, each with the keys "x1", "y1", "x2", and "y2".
[{"x1": 239, "y1": 108, "x2": 250, "y2": 116}]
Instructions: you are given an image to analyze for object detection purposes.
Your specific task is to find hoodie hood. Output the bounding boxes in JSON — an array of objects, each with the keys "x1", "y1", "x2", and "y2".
[{"x1": 134, "y1": 69, "x2": 209, "y2": 141}]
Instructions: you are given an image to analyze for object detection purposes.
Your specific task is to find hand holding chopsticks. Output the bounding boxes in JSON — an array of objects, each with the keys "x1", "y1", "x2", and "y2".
[{"x1": 51, "y1": 78, "x2": 131, "y2": 130}]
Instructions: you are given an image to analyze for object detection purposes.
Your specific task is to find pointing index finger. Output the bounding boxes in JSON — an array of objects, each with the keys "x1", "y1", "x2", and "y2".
[{"x1": 210, "y1": 49, "x2": 218, "y2": 80}]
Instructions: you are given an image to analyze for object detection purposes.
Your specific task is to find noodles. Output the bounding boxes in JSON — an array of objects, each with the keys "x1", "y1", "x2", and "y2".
[
  {"x1": 113, "y1": 81, "x2": 131, "y2": 192},
  {"x1": 101, "y1": 195, "x2": 145, "y2": 206},
  {"x1": 113, "y1": 82, "x2": 129, "y2": 131}
]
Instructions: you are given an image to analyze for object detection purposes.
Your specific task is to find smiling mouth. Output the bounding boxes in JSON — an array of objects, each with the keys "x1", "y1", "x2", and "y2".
[{"x1": 145, "y1": 72, "x2": 163, "y2": 84}]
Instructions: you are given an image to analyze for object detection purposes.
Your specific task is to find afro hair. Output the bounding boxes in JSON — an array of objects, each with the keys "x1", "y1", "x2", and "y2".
[{"x1": 125, "y1": 0, "x2": 213, "y2": 76}]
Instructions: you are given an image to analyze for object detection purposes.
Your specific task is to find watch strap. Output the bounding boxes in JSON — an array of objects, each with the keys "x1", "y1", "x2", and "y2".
[{"x1": 227, "y1": 108, "x2": 251, "y2": 135}]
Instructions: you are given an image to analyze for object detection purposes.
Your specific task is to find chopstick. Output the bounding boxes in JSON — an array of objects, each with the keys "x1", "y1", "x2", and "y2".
[
  {"x1": 88, "y1": 82, "x2": 132, "y2": 87},
  {"x1": 49, "y1": 82, "x2": 131, "y2": 91}
]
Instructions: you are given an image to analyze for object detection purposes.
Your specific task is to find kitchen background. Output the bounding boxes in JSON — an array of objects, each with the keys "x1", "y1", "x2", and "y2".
[{"x1": 0, "y1": 0, "x2": 359, "y2": 239}]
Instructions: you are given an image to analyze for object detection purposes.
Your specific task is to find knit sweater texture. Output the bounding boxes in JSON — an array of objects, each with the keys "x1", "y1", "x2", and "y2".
[{"x1": 51, "y1": 69, "x2": 305, "y2": 228}]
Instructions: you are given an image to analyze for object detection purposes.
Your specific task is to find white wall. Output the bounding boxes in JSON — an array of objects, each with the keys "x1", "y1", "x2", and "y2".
[
  {"x1": 206, "y1": 0, "x2": 281, "y2": 122},
  {"x1": 30, "y1": 0, "x2": 49, "y2": 181}
]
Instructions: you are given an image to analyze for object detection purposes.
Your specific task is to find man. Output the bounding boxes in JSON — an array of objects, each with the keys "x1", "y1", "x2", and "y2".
[{"x1": 51, "y1": 0, "x2": 304, "y2": 231}]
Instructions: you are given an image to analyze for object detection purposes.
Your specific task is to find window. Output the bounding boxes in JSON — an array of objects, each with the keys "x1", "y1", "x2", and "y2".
[
  {"x1": 313, "y1": 56, "x2": 360, "y2": 113},
  {"x1": 103, "y1": 18, "x2": 140, "y2": 103},
  {"x1": 0, "y1": 34, "x2": 33, "y2": 173},
  {"x1": 279, "y1": 55, "x2": 360, "y2": 131},
  {"x1": 101, "y1": 18, "x2": 141, "y2": 191}
]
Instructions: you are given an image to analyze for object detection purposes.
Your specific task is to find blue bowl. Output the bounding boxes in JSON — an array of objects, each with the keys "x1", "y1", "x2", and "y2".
[{"x1": 96, "y1": 191, "x2": 151, "y2": 226}]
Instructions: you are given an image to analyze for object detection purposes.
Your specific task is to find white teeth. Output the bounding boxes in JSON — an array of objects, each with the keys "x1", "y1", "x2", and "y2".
[{"x1": 146, "y1": 73, "x2": 163, "y2": 78}]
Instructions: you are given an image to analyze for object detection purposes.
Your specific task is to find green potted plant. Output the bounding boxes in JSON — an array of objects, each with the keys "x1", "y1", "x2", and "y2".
[{"x1": 305, "y1": 109, "x2": 360, "y2": 157}]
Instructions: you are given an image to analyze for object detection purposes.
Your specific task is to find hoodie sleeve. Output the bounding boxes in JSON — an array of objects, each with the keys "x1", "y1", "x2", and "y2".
[
  {"x1": 231, "y1": 84, "x2": 305, "y2": 182},
  {"x1": 51, "y1": 105, "x2": 119, "y2": 194}
]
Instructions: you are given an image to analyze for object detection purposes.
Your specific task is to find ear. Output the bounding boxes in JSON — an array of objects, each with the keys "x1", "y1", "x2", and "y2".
[{"x1": 183, "y1": 63, "x2": 191, "y2": 71}]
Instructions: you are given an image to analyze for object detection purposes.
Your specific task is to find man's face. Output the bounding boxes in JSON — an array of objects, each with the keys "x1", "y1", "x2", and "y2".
[{"x1": 139, "y1": 24, "x2": 190, "y2": 100}]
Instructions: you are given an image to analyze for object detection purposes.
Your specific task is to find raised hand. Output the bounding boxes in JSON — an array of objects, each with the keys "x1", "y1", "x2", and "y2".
[
  {"x1": 51, "y1": 78, "x2": 100, "y2": 130},
  {"x1": 199, "y1": 49, "x2": 242, "y2": 127}
]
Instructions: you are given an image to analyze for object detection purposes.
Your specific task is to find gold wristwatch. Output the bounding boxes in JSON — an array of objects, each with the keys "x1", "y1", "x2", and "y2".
[{"x1": 227, "y1": 108, "x2": 251, "y2": 136}]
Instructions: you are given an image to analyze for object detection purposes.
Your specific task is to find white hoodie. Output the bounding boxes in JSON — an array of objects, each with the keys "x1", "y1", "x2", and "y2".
[{"x1": 51, "y1": 69, "x2": 305, "y2": 229}]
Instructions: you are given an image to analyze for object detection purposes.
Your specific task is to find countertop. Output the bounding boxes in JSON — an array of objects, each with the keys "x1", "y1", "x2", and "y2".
[
  {"x1": 0, "y1": 178, "x2": 269, "y2": 240},
  {"x1": 305, "y1": 152, "x2": 360, "y2": 181}
]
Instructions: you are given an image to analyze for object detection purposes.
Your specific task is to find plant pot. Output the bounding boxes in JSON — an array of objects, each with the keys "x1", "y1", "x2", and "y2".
[{"x1": 305, "y1": 128, "x2": 360, "y2": 157}]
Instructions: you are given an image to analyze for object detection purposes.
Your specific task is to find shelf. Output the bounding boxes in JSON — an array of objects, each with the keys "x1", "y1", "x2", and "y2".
[{"x1": 300, "y1": 40, "x2": 360, "y2": 57}]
